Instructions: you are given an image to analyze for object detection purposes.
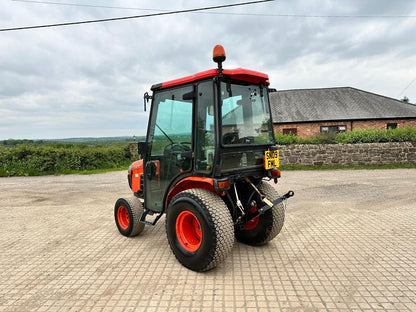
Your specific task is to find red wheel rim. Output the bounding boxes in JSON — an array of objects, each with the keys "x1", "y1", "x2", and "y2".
[
  {"x1": 117, "y1": 206, "x2": 130, "y2": 230},
  {"x1": 244, "y1": 207, "x2": 259, "y2": 231},
  {"x1": 175, "y1": 211, "x2": 202, "y2": 252}
]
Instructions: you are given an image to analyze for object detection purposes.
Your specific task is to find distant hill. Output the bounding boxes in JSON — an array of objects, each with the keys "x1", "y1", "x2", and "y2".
[
  {"x1": 46, "y1": 136, "x2": 146, "y2": 146},
  {"x1": 49, "y1": 136, "x2": 132, "y2": 143},
  {"x1": 1, "y1": 136, "x2": 146, "y2": 147}
]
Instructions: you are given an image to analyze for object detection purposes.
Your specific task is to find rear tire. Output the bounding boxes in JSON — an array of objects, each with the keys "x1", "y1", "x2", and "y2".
[
  {"x1": 235, "y1": 182, "x2": 285, "y2": 246},
  {"x1": 166, "y1": 189, "x2": 234, "y2": 272},
  {"x1": 114, "y1": 196, "x2": 145, "y2": 237}
]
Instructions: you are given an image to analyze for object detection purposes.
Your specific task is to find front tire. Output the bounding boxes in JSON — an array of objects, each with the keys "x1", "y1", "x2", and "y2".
[
  {"x1": 235, "y1": 182, "x2": 285, "y2": 246},
  {"x1": 114, "y1": 196, "x2": 145, "y2": 237},
  {"x1": 166, "y1": 189, "x2": 234, "y2": 272}
]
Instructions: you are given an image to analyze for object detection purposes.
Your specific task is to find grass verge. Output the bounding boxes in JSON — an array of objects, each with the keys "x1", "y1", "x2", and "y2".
[{"x1": 279, "y1": 163, "x2": 416, "y2": 170}]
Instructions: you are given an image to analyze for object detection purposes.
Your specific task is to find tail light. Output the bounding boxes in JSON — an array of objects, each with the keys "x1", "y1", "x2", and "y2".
[{"x1": 214, "y1": 178, "x2": 231, "y2": 191}]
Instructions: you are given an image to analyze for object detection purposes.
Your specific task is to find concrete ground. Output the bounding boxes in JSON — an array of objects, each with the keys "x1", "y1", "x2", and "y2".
[{"x1": 0, "y1": 169, "x2": 415, "y2": 312}]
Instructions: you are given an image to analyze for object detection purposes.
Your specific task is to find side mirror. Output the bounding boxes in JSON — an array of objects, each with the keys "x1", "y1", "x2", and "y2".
[
  {"x1": 143, "y1": 92, "x2": 152, "y2": 111},
  {"x1": 138, "y1": 142, "x2": 146, "y2": 158}
]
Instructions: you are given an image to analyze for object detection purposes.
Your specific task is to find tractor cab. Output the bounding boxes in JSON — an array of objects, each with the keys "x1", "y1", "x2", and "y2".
[{"x1": 116, "y1": 45, "x2": 293, "y2": 272}]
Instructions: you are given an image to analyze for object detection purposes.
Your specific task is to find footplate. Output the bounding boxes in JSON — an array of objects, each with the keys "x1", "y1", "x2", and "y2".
[{"x1": 140, "y1": 208, "x2": 164, "y2": 226}]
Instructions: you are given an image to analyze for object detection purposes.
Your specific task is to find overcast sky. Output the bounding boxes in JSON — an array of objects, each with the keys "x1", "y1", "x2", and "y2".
[{"x1": 1, "y1": 0, "x2": 416, "y2": 139}]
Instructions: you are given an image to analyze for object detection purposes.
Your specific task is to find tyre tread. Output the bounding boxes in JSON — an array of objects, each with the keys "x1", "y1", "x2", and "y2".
[
  {"x1": 122, "y1": 196, "x2": 145, "y2": 237},
  {"x1": 167, "y1": 189, "x2": 234, "y2": 271},
  {"x1": 257, "y1": 182, "x2": 285, "y2": 244}
]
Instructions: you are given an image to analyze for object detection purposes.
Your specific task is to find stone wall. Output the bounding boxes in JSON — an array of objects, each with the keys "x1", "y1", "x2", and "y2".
[
  {"x1": 129, "y1": 142, "x2": 139, "y2": 160},
  {"x1": 277, "y1": 142, "x2": 416, "y2": 166}
]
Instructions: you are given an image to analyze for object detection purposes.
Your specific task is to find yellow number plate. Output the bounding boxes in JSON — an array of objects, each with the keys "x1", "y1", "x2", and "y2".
[{"x1": 264, "y1": 150, "x2": 279, "y2": 169}]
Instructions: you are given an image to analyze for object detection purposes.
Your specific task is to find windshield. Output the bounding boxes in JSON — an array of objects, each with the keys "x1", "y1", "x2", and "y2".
[{"x1": 221, "y1": 82, "x2": 274, "y2": 145}]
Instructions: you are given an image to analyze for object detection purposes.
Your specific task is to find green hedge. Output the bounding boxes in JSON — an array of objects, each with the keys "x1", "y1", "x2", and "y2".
[
  {"x1": 275, "y1": 126, "x2": 416, "y2": 145},
  {"x1": 335, "y1": 126, "x2": 416, "y2": 143},
  {"x1": 0, "y1": 144, "x2": 131, "y2": 177}
]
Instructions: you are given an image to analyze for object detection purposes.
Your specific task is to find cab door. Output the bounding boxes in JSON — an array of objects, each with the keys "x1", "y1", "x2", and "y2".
[{"x1": 144, "y1": 85, "x2": 194, "y2": 212}]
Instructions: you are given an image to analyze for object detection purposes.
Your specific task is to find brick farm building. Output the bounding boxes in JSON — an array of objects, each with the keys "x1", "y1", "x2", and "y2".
[{"x1": 269, "y1": 87, "x2": 416, "y2": 138}]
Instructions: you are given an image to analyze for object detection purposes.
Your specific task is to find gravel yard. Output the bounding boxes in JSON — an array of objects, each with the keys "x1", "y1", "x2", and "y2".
[{"x1": 1, "y1": 169, "x2": 415, "y2": 311}]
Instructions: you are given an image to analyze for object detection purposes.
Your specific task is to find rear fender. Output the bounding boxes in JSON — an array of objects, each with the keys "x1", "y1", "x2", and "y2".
[{"x1": 165, "y1": 177, "x2": 216, "y2": 207}]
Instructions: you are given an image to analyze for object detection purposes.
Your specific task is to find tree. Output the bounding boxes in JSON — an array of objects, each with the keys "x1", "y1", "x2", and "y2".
[{"x1": 401, "y1": 96, "x2": 409, "y2": 103}]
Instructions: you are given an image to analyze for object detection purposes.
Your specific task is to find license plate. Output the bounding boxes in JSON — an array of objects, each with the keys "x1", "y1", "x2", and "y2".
[{"x1": 264, "y1": 150, "x2": 279, "y2": 169}]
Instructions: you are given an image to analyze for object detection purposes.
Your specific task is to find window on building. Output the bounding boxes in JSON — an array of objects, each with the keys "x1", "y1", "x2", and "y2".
[
  {"x1": 387, "y1": 123, "x2": 397, "y2": 129},
  {"x1": 283, "y1": 128, "x2": 298, "y2": 136},
  {"x1": 321, "y1": 125, "x2": 347, "y2": 134},
  {"x1": 338, "y1": 125, "x2": 347, "y2": 132}
]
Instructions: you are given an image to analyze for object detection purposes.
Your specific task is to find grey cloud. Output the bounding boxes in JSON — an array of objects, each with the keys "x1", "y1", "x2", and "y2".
[{"x1": 1, "y1": 0, "x2": 416, "y2": 139}]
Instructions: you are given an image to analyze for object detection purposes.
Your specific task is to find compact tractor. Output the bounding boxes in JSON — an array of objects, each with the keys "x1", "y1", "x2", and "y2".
[{"x1": 114, "y1": 45, "x2": 294, "y2": 272}]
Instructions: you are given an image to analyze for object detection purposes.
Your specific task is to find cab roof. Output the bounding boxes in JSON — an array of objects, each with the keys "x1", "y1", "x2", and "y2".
[{"x1": 151, "y1": 68, "x2": 270, "y2": 91}]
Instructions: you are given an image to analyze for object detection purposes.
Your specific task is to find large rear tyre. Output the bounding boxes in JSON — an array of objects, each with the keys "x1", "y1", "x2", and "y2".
[
  {"x1": 166, "y1": 189, "x2": 234, "y2": 272},
  {"x1": 235, "y1": 182, "x2": 285, "y2": 246},
  {"x1": 114, "y1": 196, "x2": 145, "y2": 237}
]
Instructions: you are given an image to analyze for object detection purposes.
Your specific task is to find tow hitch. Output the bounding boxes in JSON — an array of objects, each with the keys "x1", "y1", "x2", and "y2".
[
  {"x1": 244, "y1": 176, "x2": 294, "y2": 213},
  {"x1": 238, "y1": 190, "x2": 294, "y2": 229},
  {"x1": 260, "y1": 190, "x2": 294, "y2": 212}
]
